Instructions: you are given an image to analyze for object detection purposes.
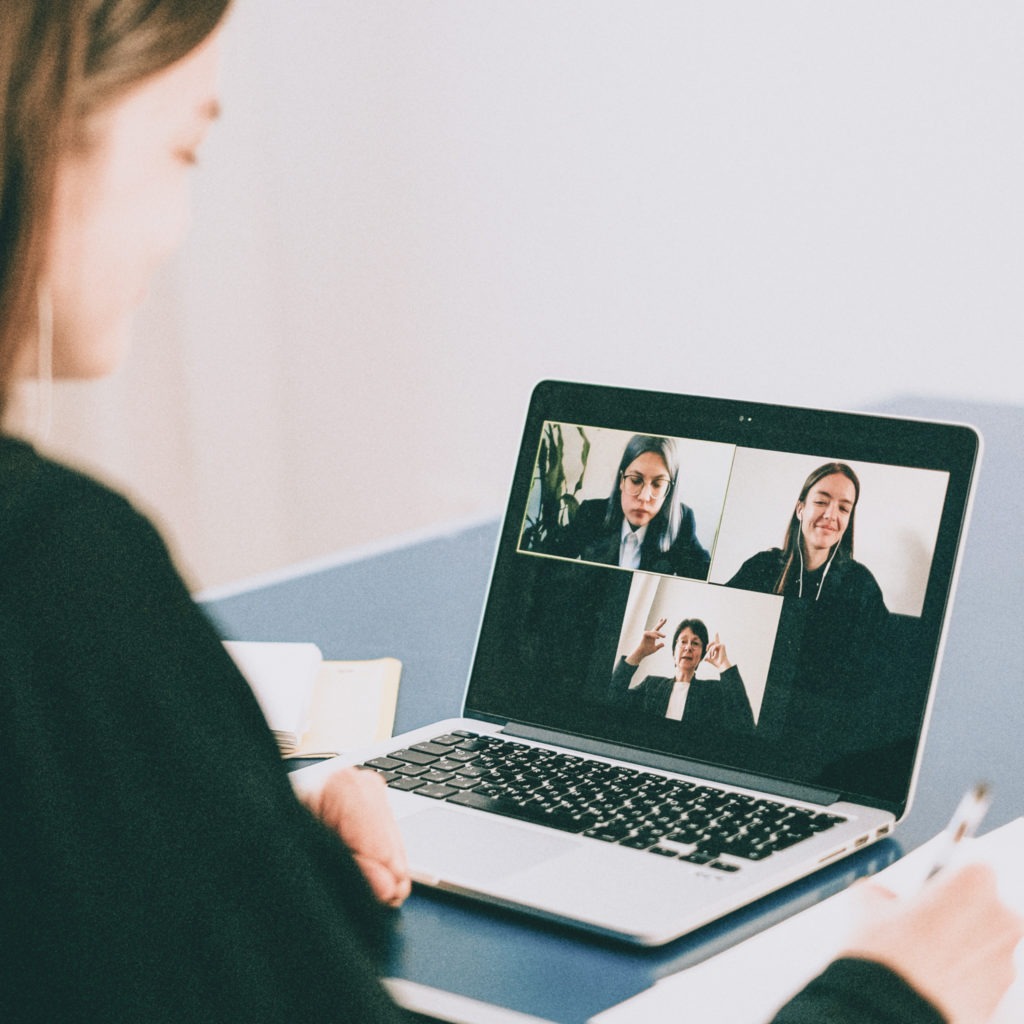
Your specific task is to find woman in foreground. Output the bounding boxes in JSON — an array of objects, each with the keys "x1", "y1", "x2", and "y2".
[{"x1": 1, "y1": 3, "x2": 1018, "y2": 1021}]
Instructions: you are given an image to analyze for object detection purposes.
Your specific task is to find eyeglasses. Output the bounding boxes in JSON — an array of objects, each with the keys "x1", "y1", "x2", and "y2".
[{"x1": 620, "y1": 472, "x2": 672, "y2": 499}]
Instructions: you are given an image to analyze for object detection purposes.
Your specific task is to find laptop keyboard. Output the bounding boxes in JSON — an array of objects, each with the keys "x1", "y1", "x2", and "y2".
[{"x1": 363, "y1": 731, "x2": 846, "y2": 873}]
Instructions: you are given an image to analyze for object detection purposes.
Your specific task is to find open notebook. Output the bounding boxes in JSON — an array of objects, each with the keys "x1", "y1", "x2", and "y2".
[
  {"x1": 225, "y1": 641, "x2": 400, "y2": 757},
  {"x1": 294, "y1": 381, "x2": 979, "y2": 945}
]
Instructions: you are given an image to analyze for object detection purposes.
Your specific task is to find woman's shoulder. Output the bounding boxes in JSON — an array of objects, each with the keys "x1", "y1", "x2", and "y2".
[
  {"x1": 734, "y1": 547, "x2": 786, "y2": 574},
  {"x1": 0, "y1": 436, "x2": 171, "y2": 582},
  {"x1": 830, "y1": 553, "x2": 885, "y2": 597},
  {"x1": 744, "y1": 546, "x2": 785, "y2": 563},
  {"x1": 725, "y1": 547, "x2": 785, "y2": 592},
  {"x1": 3, "y1": 434, "x2": 142, "y2": 516},
  {"x1": 838, "y1": 553, "x2": 879, "y2": 578},
  {"x1": 2, "y1": 435, "x2": 138, "y2": 511},
  {"x1": 565, "y1": 498, "x2": 610, "y2": 534}
]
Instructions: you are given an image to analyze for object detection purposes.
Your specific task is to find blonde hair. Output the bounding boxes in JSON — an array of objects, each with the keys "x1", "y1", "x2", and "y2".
[{"x1": 0, "y1": 0, "x2": 230, "y2": 417}]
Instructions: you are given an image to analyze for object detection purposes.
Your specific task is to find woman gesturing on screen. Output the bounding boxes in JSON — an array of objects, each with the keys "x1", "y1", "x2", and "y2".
[{"x1": 609, "y1": 616, "x2": 754, "y2": 734}]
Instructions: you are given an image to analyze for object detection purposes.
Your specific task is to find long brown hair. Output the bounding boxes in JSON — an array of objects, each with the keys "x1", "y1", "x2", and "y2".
[
  {"x1": 774, "y1": 461, "x2": 860, "y2": 595},
  {"x1": 0, "y1": 0, "x2": 230, "y2": 418}
]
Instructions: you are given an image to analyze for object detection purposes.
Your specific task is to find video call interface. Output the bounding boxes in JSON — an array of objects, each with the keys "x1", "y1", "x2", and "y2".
[{"x1": 467, "y1": 418, "x2": 956, "y2": 813}]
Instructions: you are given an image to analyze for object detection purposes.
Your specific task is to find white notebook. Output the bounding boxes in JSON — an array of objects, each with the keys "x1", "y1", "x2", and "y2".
[{"x1": 224, "y1": 641, "x2": 400, "y2": 756}]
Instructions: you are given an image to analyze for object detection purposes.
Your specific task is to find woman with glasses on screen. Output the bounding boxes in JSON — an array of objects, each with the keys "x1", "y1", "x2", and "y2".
[{"x1": 553, "y1": 433, "x2": 711, "y2": 579}]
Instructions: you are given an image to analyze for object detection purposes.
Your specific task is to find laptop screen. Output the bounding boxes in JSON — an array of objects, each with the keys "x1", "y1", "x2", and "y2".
[{"x1": 465, "y1": 381, "x2": 979, "y2": 817}]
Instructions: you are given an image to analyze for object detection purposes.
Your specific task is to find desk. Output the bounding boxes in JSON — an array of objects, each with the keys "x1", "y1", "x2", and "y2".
[{"x1": 205, "y1": 398, "x2": 1024, "y2": 1023}]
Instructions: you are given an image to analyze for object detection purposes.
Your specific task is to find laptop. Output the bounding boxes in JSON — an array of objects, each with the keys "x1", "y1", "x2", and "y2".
[{"x1": 293, "y1": 380, "x2": 979, "y2": 946}]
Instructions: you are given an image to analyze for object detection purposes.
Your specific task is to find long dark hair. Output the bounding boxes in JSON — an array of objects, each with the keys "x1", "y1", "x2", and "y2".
[
  {"x1": 603, "y1": 434, "x2": 681, "y2": 555},
  {"x1": 774, "y1": 461, "x2": 860, "y2": 595},
  {"x1": 0, "y1": 0, "x2": 231, "y2": 418}
]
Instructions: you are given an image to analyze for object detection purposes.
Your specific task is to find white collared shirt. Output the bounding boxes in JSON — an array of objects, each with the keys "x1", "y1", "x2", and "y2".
[
  {"x1": 619, "y1": 522, "x2": 648, "y2": 569},
  {"x1": 665, "y1": 678, "x2": 691, "y2": 720}
]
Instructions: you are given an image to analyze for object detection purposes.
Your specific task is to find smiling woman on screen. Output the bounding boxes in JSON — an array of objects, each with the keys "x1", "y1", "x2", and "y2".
[
  {"x1": 727, "y1": 461, "x2": 886, "y2": 614},
  {"x1": 0, "y1": 4, "x2": 1018, "y2": 1022}
]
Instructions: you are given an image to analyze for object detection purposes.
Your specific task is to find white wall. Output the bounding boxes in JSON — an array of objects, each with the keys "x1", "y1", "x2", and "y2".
[{"x1": 39, "y1": 2, "x2": 1024, "y2": 590}]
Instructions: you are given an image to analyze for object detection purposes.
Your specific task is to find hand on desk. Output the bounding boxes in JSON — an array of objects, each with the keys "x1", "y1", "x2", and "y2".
[
  {"x1": 842, "y1": 863, "x2": 1023, "y2": 1024},
  {"x1": 303, "y1": 766, "x2": 412, "y2": 908}
]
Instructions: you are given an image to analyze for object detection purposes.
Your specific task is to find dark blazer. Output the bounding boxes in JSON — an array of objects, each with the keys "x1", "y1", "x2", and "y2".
[
  {"x1": 609, "y1": 658, "x2": 754, "y2": 734},
  {"x1": 553, "y1": 498, "x2": 711, "y2": 579}
]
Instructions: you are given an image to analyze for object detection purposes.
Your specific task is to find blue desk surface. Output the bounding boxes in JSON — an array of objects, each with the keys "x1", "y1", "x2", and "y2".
[{"x1": 206, "y1": 398, "x2": 1024, "y2": 1023}]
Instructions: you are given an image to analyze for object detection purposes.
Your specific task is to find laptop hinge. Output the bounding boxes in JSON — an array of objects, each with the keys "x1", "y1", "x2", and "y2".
[{"x1": 502, "y1": 724, "x2": 842, "y2": 807}]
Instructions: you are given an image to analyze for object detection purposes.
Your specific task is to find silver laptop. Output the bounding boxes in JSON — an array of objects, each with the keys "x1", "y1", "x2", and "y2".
[{"x1": 294, "y1": 380, "x2": 979, "y2": 946}]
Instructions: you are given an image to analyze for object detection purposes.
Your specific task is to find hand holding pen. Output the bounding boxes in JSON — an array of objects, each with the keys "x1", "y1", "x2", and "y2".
[
  {"x1": 841, "y1": 784, "x2": 1022, "y2": 1023},
  {"x1": 926, "y1": 781, "x2": 992, "y2": 881}
]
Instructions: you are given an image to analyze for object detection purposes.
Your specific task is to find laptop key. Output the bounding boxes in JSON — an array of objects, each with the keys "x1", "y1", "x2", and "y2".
[
  {"x1": 392, "y1": 748, "x2": 440, "y2": 766},
  {"x1": 809, "y1": 813, "x2": 846, "y2": 830},
  {"x1": 649, "y1": 846, "x2": 679, "y2": 858},
  {"x1": 417, "y1": 783, "x2": 460, "y2": 800},
  {"x1": 680, "y1": 850, "x2": 717, "y2": 865},
  {"x1": 444, "y1": 749, "x2": 480, "y2": 762},
  {"x1": 389, "y1": 776, "x2": 426, "y2": 791},
  {"x1": 453, "y1": 738, "x2": 491, "y2": 752},
  {"x1": 619, "y1": 831, "x2": 661, "y2": 850},
  {"x1": 447, "y1": 789, "x2": 600, "y2": 834},
  {"x1": 411, "y1": 742, "x2": 452, "y2": 757},
  {"x1": 447, "y1": 776, "x2": 481, "y2": 790},
  {"x1": 364, "y1": 756, "x2": 404, "y2": 771},
  {"x1": 584, "y1": 821, "x2": 633, "y2": 843}
]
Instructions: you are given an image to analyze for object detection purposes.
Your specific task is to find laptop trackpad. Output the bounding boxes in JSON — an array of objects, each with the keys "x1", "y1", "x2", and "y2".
[{"x1": 401, "y1": 806, "x2": 579, "y2": 885}]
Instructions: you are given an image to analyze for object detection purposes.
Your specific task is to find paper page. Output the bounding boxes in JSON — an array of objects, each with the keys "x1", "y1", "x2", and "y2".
[
  {"x1": 592, "y1": 818, "x2": 1024, "y2": 1024},
  {"x1": 293, "y1": 657, "x2": 402, "y2": 757},
  {"x1": 223, "y1": 640, "x2": 322, "y2": 752}
]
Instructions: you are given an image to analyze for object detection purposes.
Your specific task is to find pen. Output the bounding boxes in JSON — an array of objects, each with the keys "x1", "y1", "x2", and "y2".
[{"x1": 926, "y1": 781, "x2": 991, "y2": 881}]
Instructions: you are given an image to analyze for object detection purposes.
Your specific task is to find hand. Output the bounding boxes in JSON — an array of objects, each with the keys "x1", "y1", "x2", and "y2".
[
  {"x1": 627, "y1": 617, "x2": 667, "y2": 665},
  {"x1": 303, "y1": 766, "x2": 412, "y2": 908},
  {"x1": 841, "y1": 863, "x2": 1023, "y2": 1024},
  {"x1": 704, "y1": 632, "x2": 733, "y2": 672}
]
